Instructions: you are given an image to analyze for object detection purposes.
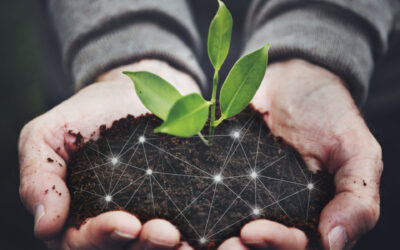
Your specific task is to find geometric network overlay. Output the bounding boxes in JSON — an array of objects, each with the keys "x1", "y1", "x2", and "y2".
[{"x1": 68, "y1": 110, "x2": 333, "y2": 248}]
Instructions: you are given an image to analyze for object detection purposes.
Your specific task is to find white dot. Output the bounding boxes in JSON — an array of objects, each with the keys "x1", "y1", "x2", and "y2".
[
  {"x1": 232, "y1": 131, "x2": 240, "y2": 139},
  {"x1": 214, "y1": 174, "x2": 222, "y2": 183},
  {"x1": 307, "y1": 183, "x2": 314, "y2": 190},
  {"x1": 199, "y1": 237, "x2": 207, "y2": 244},
  {"x1": 105, "y1": 195, "x2": 112, "y2": 202},
  {"x1": 146, "y1": 169, "x2": 153, "y2": 175},
  {"x1": 250, "y1": 171, "x2": 258, "y2": 179},
  {"x1": 111, "y1": 157, "x2": 118, "y2": 165},
  {"x1": 139, "y1": 136, "x2": 146, "y2": 143},
  {"x1": 253, "y1": 208, "x2": 260, "y2": 215}
]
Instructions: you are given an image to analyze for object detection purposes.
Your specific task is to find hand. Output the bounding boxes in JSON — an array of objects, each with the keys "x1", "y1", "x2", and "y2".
[
  {"x1": 18, "y1": 59, "x2": 201, "y2": 249},
  {"x1": 218, "y1": 59, "x2": 382, "y2": 250}
]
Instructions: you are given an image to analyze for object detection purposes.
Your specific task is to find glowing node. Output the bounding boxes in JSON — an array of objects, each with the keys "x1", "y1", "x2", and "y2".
[
  {"x1": 146, "y1": 169, "x2": 153, "y2": 175},
  {"x1": 232, "y1": 131, "x2": 240, "y2": 139},
  {"x1": 213, "y1": 174, "x2": 222, "y2": 183},
  {"x1": 105, "y1": 195, "x2": 112, "y2": 202},
  {"x1": 307, "y1": 183, "x2": 314, "y2": 190},
  {"x1": 253, "y1": 208, "x2": 260, "y2": 215},
  {"x1": 250, "y1": 171, "x2": 258, "y2": 179},
  {"x1": 111, "y1": 157, "x2": 118, "y2": 165},
  {"x1": 139, "y1": 136, "x2": 146, "y2": 143},
  {"x1": 199, "y1": 237, "x2": 207, "y2": 244}
]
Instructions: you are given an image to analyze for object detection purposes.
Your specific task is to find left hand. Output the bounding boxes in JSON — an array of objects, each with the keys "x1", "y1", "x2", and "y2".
[{"x1": 218, "y1": 59, "x2": 383, "y2": 250}]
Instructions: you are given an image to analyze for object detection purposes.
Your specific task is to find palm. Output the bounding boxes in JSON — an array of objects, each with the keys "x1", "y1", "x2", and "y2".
[
  {"x1": 242, "y1": 59, "x2": 382, "y2": 250},
  {"x1": 18, "y1": 60, "x2": 201, "y2": 250}
]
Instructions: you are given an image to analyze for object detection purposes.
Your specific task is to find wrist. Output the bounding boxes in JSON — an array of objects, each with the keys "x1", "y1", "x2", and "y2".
[{"x1": 97, "y1": 59, "x2": 201, "y2": 95}]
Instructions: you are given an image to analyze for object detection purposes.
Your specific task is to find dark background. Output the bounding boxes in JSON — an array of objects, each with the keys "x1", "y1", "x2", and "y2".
[{"x1": 0, "y1": 0, "x2": 399, "y2": 249}]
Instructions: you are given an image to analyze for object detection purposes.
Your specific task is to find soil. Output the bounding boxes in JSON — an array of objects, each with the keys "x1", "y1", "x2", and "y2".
[{"x1": 67, "y1": 107, "x2": 334, "y2": 249}]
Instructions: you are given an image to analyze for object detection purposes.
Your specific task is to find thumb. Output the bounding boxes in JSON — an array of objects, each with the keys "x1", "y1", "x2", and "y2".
[
  {"x1": 18, "y1": 120, "x2": 70, "y2": 239},
  {"x1": 319, "y1": 143, "x2": 382, "y2": 249}
]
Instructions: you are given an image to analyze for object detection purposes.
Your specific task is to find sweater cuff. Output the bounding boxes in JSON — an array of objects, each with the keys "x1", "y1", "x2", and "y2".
[
  {"x1": 244, "y1": 4, "x2": 374, "y2": 105},
  {"x1": 71, "y1": 22, "x2": 206, "y2": 91}
]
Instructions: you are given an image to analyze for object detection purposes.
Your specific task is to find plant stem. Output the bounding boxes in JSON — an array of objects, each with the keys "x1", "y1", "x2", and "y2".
[
  {"x1": 214, "y1": 116, "x2": 225, "y2": 127},
  {"x1": 209, "y1": 70, "x2": 219, "y2": 144},
  {"x1": 197, "y1": 132, "x2": 210, "y2": 146}
]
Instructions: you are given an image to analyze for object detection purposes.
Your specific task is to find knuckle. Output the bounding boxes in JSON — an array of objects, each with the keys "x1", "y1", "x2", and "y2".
[
  {"x1": 370, "y1": 138, "x2": 382, "y2": 159},
  {"x1": 18, "y1": 118, "x2": 42, "y2": 150},
  {"x1": 19, "y1": 179, "x2": 32, "y2": 207},
  {"x1": 19, "y1": 121, "x2": 34, "y2": 147},
  {"x1": 369, "y1": 138, "x2": 383, "y2": 173},
  {"x1": 360, "y1": 198, "x2": 380, "y2": 229}
]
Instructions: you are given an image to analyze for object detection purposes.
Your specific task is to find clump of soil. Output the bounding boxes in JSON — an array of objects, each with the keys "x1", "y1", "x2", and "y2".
[{"x1": 67, "y1": 107, "x2": 334, "y2": 249}]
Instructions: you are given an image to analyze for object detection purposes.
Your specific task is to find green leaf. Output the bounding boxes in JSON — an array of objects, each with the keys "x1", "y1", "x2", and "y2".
[
  {"x1": 123, "y1": 71, "x2": 181, "y2": 120},
  {"x1": 154, "y1": 93, "x2": 210, "y2": 137},
  {"x1": 207, "y1": 0, "x2": 233, "y2": 70},
  {"x1": 220, "y1": 44, "x2": 270, "y2": 119}
]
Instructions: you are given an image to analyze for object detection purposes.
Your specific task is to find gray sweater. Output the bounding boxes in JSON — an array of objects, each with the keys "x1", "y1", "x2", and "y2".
[{"x1": 46, "y1": 0, "x2": 400, "y2": 105}]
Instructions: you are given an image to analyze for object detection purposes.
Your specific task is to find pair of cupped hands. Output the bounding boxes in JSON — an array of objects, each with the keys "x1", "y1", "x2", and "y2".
[{"x1": 19, "y1": 58, "x2": 382, "y2": 250}]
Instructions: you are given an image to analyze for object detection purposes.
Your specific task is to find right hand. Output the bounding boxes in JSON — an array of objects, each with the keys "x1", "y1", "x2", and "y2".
[{"x1": 18, "y1": 60, "x2": 200, "y2": 249}]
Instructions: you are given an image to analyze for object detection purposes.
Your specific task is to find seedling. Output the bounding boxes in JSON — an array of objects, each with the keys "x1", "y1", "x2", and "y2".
[{"x1": 124, "y1": 0, "x2": 269, "y2": 145}]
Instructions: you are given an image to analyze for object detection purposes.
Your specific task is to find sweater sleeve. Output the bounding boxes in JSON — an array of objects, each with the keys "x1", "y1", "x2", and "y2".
[
  {"x1": 45, "y1": 0, "x2": 206, "y2": 91},
  {"x1": 244, "y1": 0, "x2": 400, "y2": 105}
]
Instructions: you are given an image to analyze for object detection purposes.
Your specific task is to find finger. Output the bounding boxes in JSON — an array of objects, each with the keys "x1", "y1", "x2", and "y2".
[
  {"x1": 62, "y1": 211, "x2": 141, "y2": 250},
  {"x1": 18, "y1": 119, "x2": 71, "y2": 239},
  {"x1": 128, "y1": 219, "x2": 180, "y2": 249},
  {"x1": 218, "y1": 237, "x2": 248, "y2": 250},
  {"x1": 177, "y1": 242, "x2": 194, "y2": 250},
  {"x1": 240, "y1": 219, "x2": 308, "y2": 250},
  {"x1": 319, "y1": 141, "x2": 383, "y2": 250}
]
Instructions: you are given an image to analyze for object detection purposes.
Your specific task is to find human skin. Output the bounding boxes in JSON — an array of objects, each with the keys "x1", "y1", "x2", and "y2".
[
  {"x1": 219, "y1": 59, "x2": 382, "y2": 250},
  {"x1": 19, "y1": 59, "x2": 382, "y2": 250}
]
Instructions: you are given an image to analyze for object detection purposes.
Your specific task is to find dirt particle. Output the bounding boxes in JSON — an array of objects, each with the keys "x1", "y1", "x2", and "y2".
[
  {"x1": 99, "y1": 125, "x2": 107, "y2": 134},
  {"x1": 68, "y1": 130, "x2": 84, "y2": 146},
  {"x1": 56, "y1": 147, "x2": 61, "y2": 152},
  {"x1": 45, "y1": 189, "x2": 49, "y2": 195},
  {"x1": 47, "y1": 157, "x2": 54, "y2": 163},
  {"x1": 59, "y1": 193, "x2": 62, "y2": 196},
  {"x1": 363, "y1": 180, "x2": 367, "y2": 186},
  {"x1": 52, "y1": 185, "x2": 55, "y2": 190},
  {"x1": 58, "y1": 163, "x2": 63, "y2": 168}
]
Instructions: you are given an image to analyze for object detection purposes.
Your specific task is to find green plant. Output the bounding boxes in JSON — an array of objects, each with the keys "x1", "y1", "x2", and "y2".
[{"x1": 124, "y1": 0, "x2": 269, "y2": 145}]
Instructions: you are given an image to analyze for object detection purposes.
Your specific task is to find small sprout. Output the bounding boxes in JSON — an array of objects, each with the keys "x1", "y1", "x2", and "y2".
[
  {"x1": 139, "y1": 136, "x2": 146, "y2": 143},
  {"x1": 307, "y1": 183, "x2": 314, "y2": 190},
  {"x1": 250, "y1": 171, "x2": 258, "y2": 179},
  {"x1": 124, "y1": 0, "x2": 269, "y2": 146},
  {"x1": 146, "y1": 169, "x2": 153, "y2": 175}
]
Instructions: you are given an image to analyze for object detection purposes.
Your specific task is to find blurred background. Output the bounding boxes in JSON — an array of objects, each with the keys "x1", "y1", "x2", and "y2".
[{"x1": 0, "y1": 0, "x2": 399, "y2": 249}]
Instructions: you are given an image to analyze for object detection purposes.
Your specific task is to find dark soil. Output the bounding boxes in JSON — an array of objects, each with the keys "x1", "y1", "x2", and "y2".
[{"x1": 67, "y1": 107, "x2": 334, "y2": 249}]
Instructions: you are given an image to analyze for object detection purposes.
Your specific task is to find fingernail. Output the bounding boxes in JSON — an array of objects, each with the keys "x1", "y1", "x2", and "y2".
[
  {"x1": 147, "y1": 238, "x2": 176, "y2": 248},
  {"x1": 243, "y1": 240, "x2": 270, "y2": 249},
  {"x1": 328, "y1": 225, "x2": 348, "y2": 250},
  {"x1": 34, "y1": 204, "x2": 45, "y2": 233},
  {"x1": 110, "y1": 230, "x2": 136, "y2": 241}
]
